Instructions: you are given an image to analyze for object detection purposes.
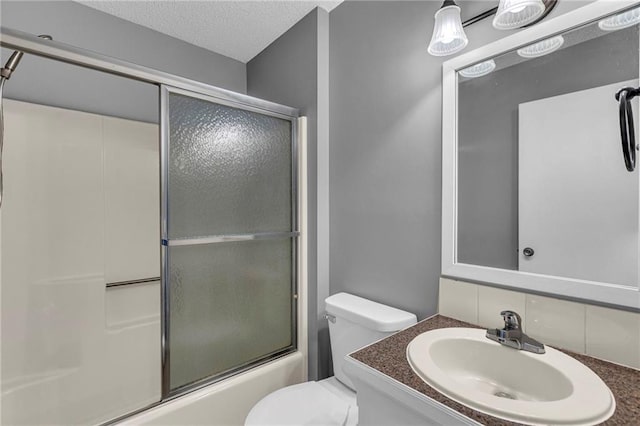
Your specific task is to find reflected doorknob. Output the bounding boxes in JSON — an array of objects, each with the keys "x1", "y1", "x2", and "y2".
[{"x1": 523, "y1": 247, "x2": 535, "y2": 257}]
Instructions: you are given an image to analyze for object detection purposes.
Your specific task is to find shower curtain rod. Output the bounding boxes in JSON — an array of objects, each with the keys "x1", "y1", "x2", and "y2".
[{"x1": 0, "y1": 27, "x2": 299, "y2": 119}]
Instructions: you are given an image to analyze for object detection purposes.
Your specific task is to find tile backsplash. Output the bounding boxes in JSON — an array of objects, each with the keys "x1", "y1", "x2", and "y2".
[
  {"x1": 438, "y1": 279, "x2": 478, "y2": 324},
  {"x1": 525, "y1": 294, "x2": 585, "y2": 354},
  {"x1": 439, "y1": 277, "x2": 640, "y2": 370}
]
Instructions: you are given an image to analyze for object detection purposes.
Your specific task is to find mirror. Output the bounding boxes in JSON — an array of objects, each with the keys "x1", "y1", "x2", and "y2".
[{"x1": 442, "y1": 1, "x2": 640, "y2": 310}]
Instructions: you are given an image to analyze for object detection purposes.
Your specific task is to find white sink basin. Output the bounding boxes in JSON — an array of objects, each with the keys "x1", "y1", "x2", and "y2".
[{"x1": 407, "y1": 328, "x2": 615, "y2": 426}]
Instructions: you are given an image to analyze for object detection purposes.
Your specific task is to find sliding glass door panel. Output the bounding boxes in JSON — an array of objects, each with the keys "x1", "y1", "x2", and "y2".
[
  {"x1": 168, "y1": 239, "x2": 293, "y2": 390},
  {"x1": 167, "y1": 92, "x2": 292, "y2": 239},
  {"x1": 162, "y1": 86, "x2": 297, "y2": 395}
]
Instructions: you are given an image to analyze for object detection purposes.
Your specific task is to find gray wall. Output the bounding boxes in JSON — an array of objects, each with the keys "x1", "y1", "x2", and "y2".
[
  {"x1": 0, "y1": 1, "x2": 246, "y2": 123},
  {"x1": 247, "y1": 8, "x2": 332, "y2": 380},
  {"x1": 458, "y1": 26, "x2": 638, "y2": 270},
  {"x1": 329, "y1": 1, "x2": 445, "y2": 321},
  {"x1": 327, "y1": 1, "x2": 593, "y2": 322}
]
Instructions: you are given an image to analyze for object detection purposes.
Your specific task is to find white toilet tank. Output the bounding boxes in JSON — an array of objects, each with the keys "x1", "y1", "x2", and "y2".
[{"x1": 325, "y1": 293, "x2": 417, "y2": 390}]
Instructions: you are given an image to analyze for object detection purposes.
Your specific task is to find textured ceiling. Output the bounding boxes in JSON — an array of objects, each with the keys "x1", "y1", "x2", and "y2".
[{"x1": 76, "y1": 1, "x2": 342, "y2": 63}]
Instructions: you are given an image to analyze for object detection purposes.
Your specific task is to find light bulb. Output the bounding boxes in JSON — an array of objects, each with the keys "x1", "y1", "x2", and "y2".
[
  {"x1": 459, "y1": 60, "x2": 496, "y2": 78},
  {"x1": 599, "y1": 7, "x2": 640, "y2": 31},
  {"x1": 517, "y1": 35, "x2": 564, "y2": 58},
  {"x1": 428, "y1": 1, "x2": 468, "y2": 57},
  {"x1": 493, "y1": 0, "x2": 546, "y2": 30}
]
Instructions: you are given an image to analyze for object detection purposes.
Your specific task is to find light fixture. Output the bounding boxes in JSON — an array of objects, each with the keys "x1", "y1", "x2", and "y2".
[
  {"x1": 428, "y1": 0, "x2": 468, "y2": 57},
  {"x1": 493, "y1": 0, "x2": 546, "y2": 30},
  {"x1": 517, "y1": 35, "x2": 564, "y2": 58},
  {"x1": 459, "y1": 60, "x2": 496, "y2": 78},
  {"x1": 598, "y1": 7, "x2": 640, "y2": 32},
  {"x1": 427, "y1": 0, "x2": 557, "y2": 57}
]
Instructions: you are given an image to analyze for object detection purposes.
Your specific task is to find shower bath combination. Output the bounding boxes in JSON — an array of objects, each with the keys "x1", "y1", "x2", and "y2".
[{"x1": 0, "y1": 34, "x2": 53, "y2": 208}]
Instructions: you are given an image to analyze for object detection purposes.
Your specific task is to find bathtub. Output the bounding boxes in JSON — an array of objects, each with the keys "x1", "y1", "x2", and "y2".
[{"x1": 117, "y1": 352, "x2": 306, "y2": 425}]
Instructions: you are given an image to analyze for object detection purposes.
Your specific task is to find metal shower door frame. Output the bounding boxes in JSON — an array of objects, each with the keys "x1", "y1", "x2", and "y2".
[{"x1": 160, "y1": 85, "x2": 300, "y2": 399}]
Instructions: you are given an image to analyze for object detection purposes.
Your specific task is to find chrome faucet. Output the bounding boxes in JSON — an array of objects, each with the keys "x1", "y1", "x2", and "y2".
[{"x1": 485, "y1": 310, "x2": 545, "y2": 354}]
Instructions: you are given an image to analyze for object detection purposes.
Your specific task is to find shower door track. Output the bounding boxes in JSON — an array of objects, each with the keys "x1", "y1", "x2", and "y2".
[{"x1": 0, "y1": 26, "x2": 302, "y2": 425}]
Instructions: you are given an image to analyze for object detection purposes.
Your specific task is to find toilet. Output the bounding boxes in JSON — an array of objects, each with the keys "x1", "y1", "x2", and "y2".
[{"x1": 245, "y1": 292, "x2": 417, "y2": 426}]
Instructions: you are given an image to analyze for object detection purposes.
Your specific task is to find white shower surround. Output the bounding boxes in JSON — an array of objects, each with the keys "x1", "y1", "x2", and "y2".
[{"x1": 0, "y1": 100, "x2": 161, "y2": 424}]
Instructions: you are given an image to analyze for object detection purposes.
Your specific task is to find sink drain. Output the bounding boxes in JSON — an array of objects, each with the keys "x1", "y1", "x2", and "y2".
[{"x1": 494, "y1": 391, "x2": 517, "y2": 400}]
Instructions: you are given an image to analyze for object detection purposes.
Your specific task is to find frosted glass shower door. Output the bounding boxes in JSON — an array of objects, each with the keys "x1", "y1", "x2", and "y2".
[{"x1": 161, "y1": 87, "x2": 298, "y2": 395}]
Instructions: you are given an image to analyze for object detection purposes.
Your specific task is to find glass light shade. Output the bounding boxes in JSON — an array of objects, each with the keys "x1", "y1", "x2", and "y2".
[
  {"x1": 598, "y1": 7, "x2": 640, "y2": 31},
  {"x1": 493, "y1": 0, "x2": 546, "y2": 30},
  {"x1": 459, "y1": 60, "x2": 496, "y2": 78},
  {"x1": 517, "y1": 35, "x2": 564, "y2": 58},
  {"x1": 428, "y1": 4, "x2": 468, "y2": 57}
]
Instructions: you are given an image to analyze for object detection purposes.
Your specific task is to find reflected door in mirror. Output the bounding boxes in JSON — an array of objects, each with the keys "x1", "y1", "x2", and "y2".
[{"x1": 519, "y1": 81, "x2": 639, "y2": 287}]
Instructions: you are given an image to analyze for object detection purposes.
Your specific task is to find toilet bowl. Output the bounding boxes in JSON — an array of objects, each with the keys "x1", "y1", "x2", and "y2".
[
  {"x1": 245, "y1": 292, "x2": 417, "y2": 426},
  {"x1": 245, "y1": 377, "x2": 358, "y2": 426}
]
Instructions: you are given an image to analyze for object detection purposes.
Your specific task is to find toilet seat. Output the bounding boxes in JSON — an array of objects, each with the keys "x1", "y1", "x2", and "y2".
[{"x1": 245, "y1": 379, "x2": 358, "y2": 426}]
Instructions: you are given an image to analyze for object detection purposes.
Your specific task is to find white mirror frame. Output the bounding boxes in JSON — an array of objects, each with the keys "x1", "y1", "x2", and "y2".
[{"x1": 442, "y1": 0, "x2": 640, "y2": 311}]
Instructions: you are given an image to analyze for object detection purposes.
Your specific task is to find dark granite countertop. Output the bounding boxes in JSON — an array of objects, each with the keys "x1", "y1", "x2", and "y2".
[{"x1": 350, "y1": 315, "x2": 640, "y2": 426}]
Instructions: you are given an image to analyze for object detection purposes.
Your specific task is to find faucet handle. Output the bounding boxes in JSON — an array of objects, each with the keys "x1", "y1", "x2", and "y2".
[{"x1": 500, "y1": 310, "x2": 522, "y2": 330}]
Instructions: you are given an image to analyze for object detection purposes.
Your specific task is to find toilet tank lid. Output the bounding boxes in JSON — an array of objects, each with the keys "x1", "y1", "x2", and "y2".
[{"x1": 325, "y1": 293, "x2": 417, "y2": 332}]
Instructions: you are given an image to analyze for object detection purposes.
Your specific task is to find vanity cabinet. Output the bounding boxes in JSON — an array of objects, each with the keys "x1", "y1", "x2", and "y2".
[{"x1": 345, "y1": 359, "x2": 479, "y2": 426}]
